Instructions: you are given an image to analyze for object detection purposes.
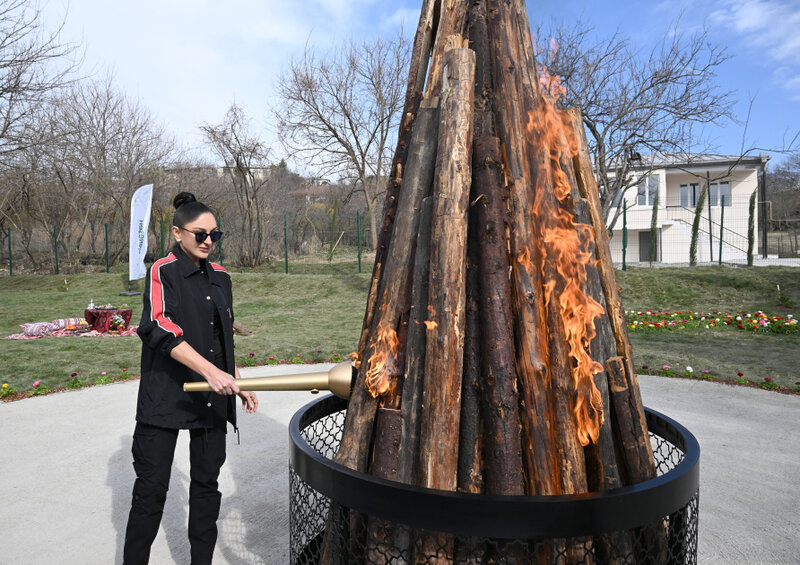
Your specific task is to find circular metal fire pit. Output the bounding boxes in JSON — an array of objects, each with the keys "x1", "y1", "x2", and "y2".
[{"x1": 289, "y1": 395, "x2": 699, "y2": 564}]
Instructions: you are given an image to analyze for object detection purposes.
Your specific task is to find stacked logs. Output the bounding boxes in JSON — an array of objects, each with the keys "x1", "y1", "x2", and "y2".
[{"x1": 330, "y1": 0, "x2": 662, "y2": 562}]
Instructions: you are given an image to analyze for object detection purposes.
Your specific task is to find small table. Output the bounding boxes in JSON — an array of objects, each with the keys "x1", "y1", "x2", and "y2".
[{"x1": 84, "y1": 308, "x2": 133, "y2": 332}]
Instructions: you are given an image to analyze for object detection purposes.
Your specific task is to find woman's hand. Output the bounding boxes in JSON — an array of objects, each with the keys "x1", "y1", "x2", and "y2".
[
  {"x1": 204, "y1": 366, "x2": 240, "y2": 395},
  {"x1": 238, "y1": 391, "x2": 259, "y2": 413}
]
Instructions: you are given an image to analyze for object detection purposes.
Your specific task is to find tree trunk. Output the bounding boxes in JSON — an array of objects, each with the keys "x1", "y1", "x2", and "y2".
[
  {"x1": 418, "y1": 46, "x2": 476, "y2": 494},
  {"x1": 487, "y1": 0, "x2": 560, "y2": 496},
  {"x1": 567, "y1": 108, "x2": 655, "y2": 476},
  {"x1": 335, "y1": 100, "x2": 441, "y2": 474},
  {"x1": 472, "y1": 136, "x2": 525, "y2": 496},
  {"x1": 457, "y1": 216, "x2": 483, "y2": 495}
]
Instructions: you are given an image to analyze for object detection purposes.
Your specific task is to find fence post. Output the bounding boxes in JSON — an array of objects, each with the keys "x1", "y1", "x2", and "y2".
[
  {"x1": 284, "y1": 215, "x2": 289, "y2": 274},
  {"x1": 216, "y1": 217, "x2": 223, "y2": 265},
  {"x1": 707, "y1": 172, "x2": 713, "y2": 262},
  {"x1": 105, "y1": 223, "x2": 109, "y2": 273},
  {"x1": 357, "y1": 211, "x2": 362, "y2": 273},
  {"x1": 719, "y1": 195, "x2": 725, "y2": 265},
  {"x1": 53, "y1": 226, "x2": 59, "y2": 275},
  {"x1": 7, "y1": 227, "x2": 11, "y2": 276},
  {"x1": 622, "y1": 199, "x2": 628, "y2": 271},
  {"x1": 160, "y1": 219, "x2": 165, "y2": 258}
]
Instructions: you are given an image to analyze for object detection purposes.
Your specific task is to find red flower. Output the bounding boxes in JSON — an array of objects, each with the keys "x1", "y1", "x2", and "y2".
[{"x1": 737, "y1": 372, "x2": 744, "y2": 377}]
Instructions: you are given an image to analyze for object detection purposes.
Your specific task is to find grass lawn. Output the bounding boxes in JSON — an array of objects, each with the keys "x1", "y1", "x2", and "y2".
[{"x1": 1, "y1": 263, "x2": 798, "y2": 398}]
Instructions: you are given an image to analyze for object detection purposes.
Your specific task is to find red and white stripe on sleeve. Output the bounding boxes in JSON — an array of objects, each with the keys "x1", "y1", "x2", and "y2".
[{"x1": 150, "y1": 253, "x2": 183, "y2": 338}]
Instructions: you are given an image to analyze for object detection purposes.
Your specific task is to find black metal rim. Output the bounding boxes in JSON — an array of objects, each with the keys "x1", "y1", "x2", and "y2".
[{"x1": 289, "y1": 394, "x2": 700, "y2": 538}]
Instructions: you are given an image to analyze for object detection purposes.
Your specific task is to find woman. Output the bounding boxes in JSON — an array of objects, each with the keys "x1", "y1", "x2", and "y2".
[{"x1": 123, "y1": 192, "x2": 258, "y2": 565}]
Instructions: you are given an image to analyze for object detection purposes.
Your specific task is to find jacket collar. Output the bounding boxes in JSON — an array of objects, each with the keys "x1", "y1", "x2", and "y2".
[{"x1": 171, "y1": 246, "x2": 221, "y2": 286}]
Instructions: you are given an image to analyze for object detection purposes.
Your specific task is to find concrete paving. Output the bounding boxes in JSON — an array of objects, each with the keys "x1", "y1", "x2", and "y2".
[{"x1": 1, "y1": 365, "x2": 798, "y2": 564}]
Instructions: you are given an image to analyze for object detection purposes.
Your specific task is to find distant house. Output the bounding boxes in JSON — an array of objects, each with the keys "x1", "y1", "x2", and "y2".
[{"x1": 606, "y1": 154, "x2": 769, "y2": 264}]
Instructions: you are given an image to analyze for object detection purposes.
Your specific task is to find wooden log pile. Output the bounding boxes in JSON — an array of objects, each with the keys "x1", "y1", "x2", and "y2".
[{"x1": 329, "y1": 0, "x2": 662, "y2": 561}]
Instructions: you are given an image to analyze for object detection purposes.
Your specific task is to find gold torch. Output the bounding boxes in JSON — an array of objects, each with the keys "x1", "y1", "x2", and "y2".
[{"x1": 182, "y1": 361, "x2": 356, "y2": 399}]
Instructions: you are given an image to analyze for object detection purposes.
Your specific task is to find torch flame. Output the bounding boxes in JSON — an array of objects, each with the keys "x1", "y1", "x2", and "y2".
[
  {"x1": 525, "y1": 66, "x2": 605, "y2": 446},
  {"x1": 365, "y1": 322, "x2": 399, "y2": 398}
]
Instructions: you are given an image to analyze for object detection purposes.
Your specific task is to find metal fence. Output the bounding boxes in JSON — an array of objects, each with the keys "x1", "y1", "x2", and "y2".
[
  {"x1": 0, "y1": 211, "x2": 374, "y2": 276},
  {"x1": 611, "y1": 197, "x2": 800, "y2": 269}
]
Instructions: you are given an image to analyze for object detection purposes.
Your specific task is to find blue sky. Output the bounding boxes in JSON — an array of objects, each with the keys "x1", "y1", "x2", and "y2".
[{"x1": 45, "y1": 0, "x2": 799, "y2": 167}]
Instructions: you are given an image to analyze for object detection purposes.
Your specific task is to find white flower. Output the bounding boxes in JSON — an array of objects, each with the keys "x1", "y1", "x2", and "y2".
[
  {"x1": 685, "y1": 366, "x2": 693, "y2": 373},
  {"x1": 736, "y1": 316, "x2": 742, "y2": 321}
]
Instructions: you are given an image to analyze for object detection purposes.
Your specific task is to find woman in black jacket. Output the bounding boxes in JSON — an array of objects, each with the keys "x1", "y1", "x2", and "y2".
[{"x1": 123, "y1": 192, "x2": 258, "y2": 565}]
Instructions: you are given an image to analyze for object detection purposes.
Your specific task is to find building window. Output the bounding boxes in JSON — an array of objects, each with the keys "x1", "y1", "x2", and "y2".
[
  {"x1": 709, "y1": 182, "x2": 731, "y2": 207},
  {"x1": 636, "y1": 175, "x2": 659, "y2": 206},
  {"x1": 680, "y1": 183, "x2": 700, "y2": 208}
]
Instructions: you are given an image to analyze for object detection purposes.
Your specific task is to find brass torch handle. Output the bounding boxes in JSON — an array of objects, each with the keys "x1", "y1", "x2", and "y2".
[{"x1": 182, "y1": 361, "x2": 354, "y2": 399}]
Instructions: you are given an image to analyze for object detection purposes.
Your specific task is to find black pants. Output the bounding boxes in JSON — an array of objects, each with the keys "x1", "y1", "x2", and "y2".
[{"x1": 123, "y1": 422, "x2": 227, "y2": 565}]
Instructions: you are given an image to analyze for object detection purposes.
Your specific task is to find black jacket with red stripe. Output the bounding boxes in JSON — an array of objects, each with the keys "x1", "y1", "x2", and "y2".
[{"x1": 136, "y1": 245, "x2": 237, "y2": 430}]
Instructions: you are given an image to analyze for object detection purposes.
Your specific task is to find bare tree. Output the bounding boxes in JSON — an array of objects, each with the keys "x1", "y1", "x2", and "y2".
[
  {"x1": 200, "y1": 103, "x2": 273, "y2": 267},
  {"x1": 536, "y1": 18, "x2": 735, "y2": 230},
  {"x1": 0, "y1": 74, "x2": 174, "y2": 271},
  {"x1": 275, "y1": 33, "x2": 410, "y2": 249},
  {"x1": 47, "y1": 75, "x2": 172, "y2": 263},
  {"x1": 0, "y1": 0, "x2": 78, "y2": 157}
]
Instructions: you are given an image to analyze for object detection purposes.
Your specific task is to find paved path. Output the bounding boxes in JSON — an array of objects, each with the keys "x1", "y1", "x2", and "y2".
[{"x1": 1, "y1": 366, "x2": 798, "y2": 564}]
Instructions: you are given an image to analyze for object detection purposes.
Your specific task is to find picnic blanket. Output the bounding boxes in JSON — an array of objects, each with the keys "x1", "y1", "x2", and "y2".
[{"x1": 4, "y1": 318, "x2": 139, "y2": 340}]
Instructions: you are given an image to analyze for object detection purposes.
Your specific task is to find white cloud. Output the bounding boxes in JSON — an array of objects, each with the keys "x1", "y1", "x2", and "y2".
[
  {"x1": 710, "y1": 1, "x2": 800, "y2": 63},
  {"x1": 710, "y1": 0, "x2": 800, "y2": 97}
]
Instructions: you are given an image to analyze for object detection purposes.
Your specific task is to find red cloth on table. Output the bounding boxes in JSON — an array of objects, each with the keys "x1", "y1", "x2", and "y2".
[{"x1": 84, "y1": 308, "x2": 133, "y2": 332}]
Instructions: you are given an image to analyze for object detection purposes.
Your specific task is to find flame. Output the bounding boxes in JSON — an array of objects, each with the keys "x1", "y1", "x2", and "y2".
[
  {"x1": 423, "y1": 320, "x2": 438, "y2": 330},
  {"x1": 525, "y1": 72, "x2": 605, "y2": 446},
  {"x1": 348, "y1": 351, "x2": 360, "y2": 370},
  {"x1": 365, "y1": 322, "x2": 399, "y2": 398}
]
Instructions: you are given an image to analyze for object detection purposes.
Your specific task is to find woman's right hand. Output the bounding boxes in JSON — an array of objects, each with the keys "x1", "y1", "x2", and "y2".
[{"x1": 204, "y1": 366, "x2": 241, "y2": 395}]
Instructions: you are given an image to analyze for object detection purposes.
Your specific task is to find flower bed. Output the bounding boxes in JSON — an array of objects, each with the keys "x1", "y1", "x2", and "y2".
[{"x1": 626, "y1": 310, "x2": 798, "y2": 334}]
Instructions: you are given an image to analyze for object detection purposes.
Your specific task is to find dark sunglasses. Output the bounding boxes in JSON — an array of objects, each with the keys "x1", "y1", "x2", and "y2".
[{"x1": 179, "y1": 227, "x2": 224, "y2": 243}]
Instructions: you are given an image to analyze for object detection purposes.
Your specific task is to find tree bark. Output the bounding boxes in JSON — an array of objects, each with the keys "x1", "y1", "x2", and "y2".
[
  {"x1": 567, "y1": 108, "x2": 656, "y2": 477},
  {"x1": 457, "y1": 216, "x2": 483, "y2": 495},
  {"x1": 424, "y1": 2, "x2": 470, "y2": 98},
  {"x1": 472, "y1": 136, "x2": 525, "y2": 496},
  {"x1": 335, "y1": 100, "x2": 440, "y2": 474},
  {"x1": 486, "y1": 0, "x2": 560, "y2": 496},
  {"x1": 419, "y1": 46, "x2": 476, "y2": 495},
  {"x1": 396, "y1": 196, "x2": 435, "y2": 487}
]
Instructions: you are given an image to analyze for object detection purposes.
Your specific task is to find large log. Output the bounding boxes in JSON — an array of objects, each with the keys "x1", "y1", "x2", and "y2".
[
  {"x1": 335, "y1": 100, "x2": 441, "y2": 473},
  {"x1": 486, "y1": 0, "x2": 560, "y2": 496},
  {"x1": 526, "y1": 107, "x2": 593, "y2": 498},
  {"x1": 416, "y1": 46, "x2": 475, "y2": 564},
  {"x1": 392, "y1": 197, "x2": 434, "y2": 564},
  {"x1": 468, "y1": 0, "x2": 495, "y2": 140},
  {"x1": 356, "y1": 0, "x2": 437, "y2": 368},
  {"x1": 396, "y1": 196, "x2": 435, "y2": 487},
  {"x1": 574, "y1": 198, "x2": 633, "y2": 564},
  {"x1": 471, "y1": 136, "x2": 525, "y2": 496},
  {"x1": 567, "y1": 108, "x2": 656, "y2": 478},
  {"x1": 457, "y1": 213, "x2": 484, "y2": 495},
  {"x1": 424, "y1": 2, "x2": 470, "y2": 98},
  {"x1": 419, "y1": 46, "x2": 477, "y2": 493}
]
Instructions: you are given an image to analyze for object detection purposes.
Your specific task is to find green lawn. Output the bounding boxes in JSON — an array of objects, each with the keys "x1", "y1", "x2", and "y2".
[{"x1": 1, "y1": 264, "x2": 798, "y2": 397}]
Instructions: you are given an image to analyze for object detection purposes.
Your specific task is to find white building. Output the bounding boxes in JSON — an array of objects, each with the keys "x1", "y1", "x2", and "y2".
[{"x1": 607, "y1": 154, "x2": 768, "y2": 264}]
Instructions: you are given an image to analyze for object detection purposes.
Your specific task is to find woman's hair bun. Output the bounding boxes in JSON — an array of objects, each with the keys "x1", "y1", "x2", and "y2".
[{"x1": 173, "y1": 192, "x2": 197, "y2": 210}]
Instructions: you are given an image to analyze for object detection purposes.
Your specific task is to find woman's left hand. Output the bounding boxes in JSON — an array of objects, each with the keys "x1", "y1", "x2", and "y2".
[{"x1": 238, "y1": 391, "x2": 259, "y2": 413}]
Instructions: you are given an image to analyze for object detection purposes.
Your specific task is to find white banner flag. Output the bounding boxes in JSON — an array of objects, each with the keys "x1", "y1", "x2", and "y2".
[{"x1": 129, "y1": 184, "x2": 153, "y2": 281}]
